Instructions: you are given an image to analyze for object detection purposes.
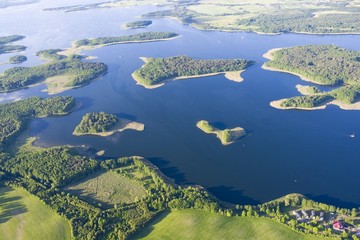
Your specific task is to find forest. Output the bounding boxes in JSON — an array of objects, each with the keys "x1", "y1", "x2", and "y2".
[
  {"x1": 0, "y1": 55, "x2": 107, "y2": 92},
  {"x1": 36, "y1": 49, "x2": 67, "y2": 61},
  {"x1": 74, "y1": 32, "x2": 178, "y2": 47},
  {"x1": 266, "y1": 45, "x2": 360, "y2": 108},
  {"x1": 133, "y1": 55, "x2": 254, "y2": 86},
  {"x1": 74, "y1": 112, "x2": 118, "y2": 134}
]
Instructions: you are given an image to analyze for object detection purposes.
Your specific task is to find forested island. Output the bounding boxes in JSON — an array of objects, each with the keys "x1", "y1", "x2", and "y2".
[
  {"x1": 132, "y1": 56, "x2": 254, "y2": 88},
  {"x1": 8, "y1": 55, "x2": 27, "y2": 64},
  {"x1": 0, "y1": 53, "x2": 107, "y2": 93},
  {"x1": 196, "y1": 120, "x2": 246, "y2": 145},
  {"x1": 74, "y1": 32, "x2": 179, "y2": 48},
  {"x1": 36, "y1": 48, "x2": 67, "y2": 61},
  {"x1": 73, "y1": 112, "x2": 144, "y2": 137},
  {"x1": 263, "y1": 45, "x2": 360, "y2": 110},
  {"x1": 0, "y1": 35, "x2": 27, "y2": 55},
  {"x1": 125, "y1": 20, "x2": 152, "y2": 28}
]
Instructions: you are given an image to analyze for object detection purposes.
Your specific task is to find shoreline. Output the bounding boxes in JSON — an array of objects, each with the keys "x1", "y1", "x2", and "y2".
[
  {"x1": 133, "y1": 57, "x2": 246, "y2": 89},
  {"x1": 270, "y1": 99, "x2": 360, "y2": 111},
  {"x1": 73, "y1": 119, "x2": 144, "y2": 137}
]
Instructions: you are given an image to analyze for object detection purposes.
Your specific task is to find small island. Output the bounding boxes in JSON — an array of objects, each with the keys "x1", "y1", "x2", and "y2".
[
  {"x1": 73, "y1": 112, "x2": 144, "y2": 137},
  {"x1": 74, "y1": 32, "x2": 179, "y2": 48},
  {"x1": 196, "y1": 120, "x2": 246, "y2": 145},
  {"x1": 132, "y1": 56, "x2": 254, "y2": 88},
  {"x1": 8, "y1": 55, "x2": 27, "y2": 64},
  {"x1": 263, "y1": 45, "x2": 360, "y2": 110},
  {"x1": 125, "y1": 20, "x2": 152, "y2": 29},
  {"x1": 0, "y1": 35, "x2": 27, "y2": 55}
]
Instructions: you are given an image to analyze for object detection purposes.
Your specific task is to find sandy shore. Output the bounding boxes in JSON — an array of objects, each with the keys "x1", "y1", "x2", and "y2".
[
  {"x1": 73, "y1": 119, "x2": 144, "y2": 137},
  {"x1": 133, "y1": 57, "x2": 246, "y2": 89},
  {"x1": 270, "y1": 98, "x2": 360, "y2": 111}
]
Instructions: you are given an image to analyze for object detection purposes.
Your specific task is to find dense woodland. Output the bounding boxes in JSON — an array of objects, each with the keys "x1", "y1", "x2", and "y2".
[
  {"x1": 125, "y1": 20, "x2": 152, "y2": 28},
  {"x1": 74, "y1": 32, "x2": 178, "y2": 47},
  {"x1": 0, "y1": 35, "x2": 26, "y2": 55},
  {"x1": 266, "y1": 45, "x2": 360, "y2": 108},
  {"x1": 0, "y1": 96, "x2": 75, "y2": 150},
  {"x1": 74, "y1": 112, "x2": 118, "y2": 134},
  {"x1": 0, "y1": 55, "x2": 107, "y2": 92},
  {"x1": 8, "y1": 54, "x2": 27, "y2": 64},
  {"x1": 134, "y1": 56, "x2": 254, "y2": 86}
]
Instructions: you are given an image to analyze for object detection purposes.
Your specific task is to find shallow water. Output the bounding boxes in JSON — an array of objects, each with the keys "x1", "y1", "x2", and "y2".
[{"x1": 1, "y1": 0, "x2": 360, "y2": 207}]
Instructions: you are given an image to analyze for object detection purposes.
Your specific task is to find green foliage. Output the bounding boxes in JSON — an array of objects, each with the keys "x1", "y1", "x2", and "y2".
[
  {"x1": 220, "y1": 129, "x2": 232, "y2": 143},
  {"x1": 197, "y1": 120, "x2": 215, "y2": 133},
  {"x1": 134, "y1": 55, "x2": 254, "y2": 86},
  {"x1": 74, "y1": 112, "x2": 118, "y2": 134},
  {"x1": 36, "y1": 49, "x2": 66, "y2": 61},
  {"x1": 0, "y1": 58, "x2": 107, "y2": 92},
  {"x1": 125, "y1": 20, "x2": 152, "y2": 28},
  {"x1": 143, "y1": 6, "x2": 199, "y2": 24},
  {"x1": 329, "y1": 84, "x2": 360, "y2": 104},
  {"x1": 74, "y1": 32, "x2": 178, "y2": 47},
  {"x1": 280, "y1": 95, "x2": 332, "y2": 108},
  {"x1": 2, "y1": 142, "x2": 99, "y2": 187},
  {"x1": 8, "y1": 55, "x2": 27, "y2": 64}
]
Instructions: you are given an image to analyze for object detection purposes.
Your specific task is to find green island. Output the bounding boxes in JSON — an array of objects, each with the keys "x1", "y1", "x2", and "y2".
[
  {"x1": 0, "y1": 52, "x2": 107, "y2": 94},
  {"x1": 142, "y1": 0, "x2": 360, "y2": 35},
  {"x1": 0, "y1": 95, "x2": 360, "y2": 239},
  {"x1": 263, "y1": 45, "x2": 360, "y2": 110},
  {"x1": 73, "y1": 112, "x2": 145, "y2": 137},
  {"x1": 132, "y1": 56, "x2": 254, "y2": 88},
  {"x1": 8, "y1": 54, "x2": 27, "y2": 64},
  {"x1": 36, "y1": 49, "x2": 67, "y2": 61},
  {"x1": 196, "y1": 120, "x2": 246, "y2": 145},
  {"x1": 0, "y1": 35, "x2": 27, "y2": 55},
  {"x1": 74, "y1": 32, "x2": 179, "y2": 48},
  {"x1": 125, "y1": 20, "x2": 152, "y2": 29}
]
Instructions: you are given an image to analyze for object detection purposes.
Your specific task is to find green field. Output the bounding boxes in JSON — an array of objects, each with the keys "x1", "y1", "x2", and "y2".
[
  {"x1": 0, "y1": 186, "x2": 72, "y2": 240},
  {"x1": 64, "y1": 170, "x2": 148, "y2": 208},
  {"x1": 134, "y1": 209, "x2": 322, "y2": 240}
]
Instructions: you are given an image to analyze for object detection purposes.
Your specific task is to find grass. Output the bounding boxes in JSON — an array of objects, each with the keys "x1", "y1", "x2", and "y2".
[
  {"x1": 133, "y1": 209, "x2": 323, "y2": 240},
  {"x1": 0, "y1": 186, "x2": 71, "y2": 240},
  {"x1": 64, "y1": 170, "x2": 148, "y2": 208}
]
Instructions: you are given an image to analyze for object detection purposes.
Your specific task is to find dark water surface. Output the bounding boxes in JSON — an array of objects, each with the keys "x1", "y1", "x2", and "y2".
[{"x1": 1, "y1": 0, "x2": 360, "y2": 207}]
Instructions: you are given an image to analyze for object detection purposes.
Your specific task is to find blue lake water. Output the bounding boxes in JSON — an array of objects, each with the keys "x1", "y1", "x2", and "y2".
[{"x1": 1, "y1": 0, "x2": 360, "y2": 208}]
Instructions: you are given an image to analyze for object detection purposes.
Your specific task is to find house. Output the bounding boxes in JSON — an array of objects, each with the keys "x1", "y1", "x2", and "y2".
[
  {"x1": 311, "y1": 210, "x2": 316, "y2": 219},
  {"x1": 293, "y1": 210, "x2": 301, "y2": 219},
  {"x1": 301, "y1": 210, "x2": 309, "y2": 219},
  {"x1": 333, "y1": 220, "x2": 345, "y2": 230}
]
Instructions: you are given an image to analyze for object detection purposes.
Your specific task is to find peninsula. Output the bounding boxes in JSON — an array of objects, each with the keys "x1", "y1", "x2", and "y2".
[
  {"x1": 125, "y1": 20, "x2": 152, "y2": 29},
  {"x1": 73, "y1": 112, "x2": 144, "y2": 137},
  {"x1": 132, "y1": 56, "x2": 254, "y2": 88},
  {"x1": 196, "y1": 120, "x2": 246, "y2": 145},
  {"x1": 263, "y1": 45, "x2": 360, "y2": 110}
]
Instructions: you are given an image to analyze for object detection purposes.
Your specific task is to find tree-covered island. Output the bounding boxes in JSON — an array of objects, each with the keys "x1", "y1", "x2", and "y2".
[
  {"x1": 73, "y1": 112, "x2": 144, "y2": 137},
  {"x1": 263, "y1": 45, "x2": 360, "y2": 110},
  {"x1": 0, "y1": 53, "x2": 107, "y2": 94},
  {"x1": 74, "y1": 32, "x2": 179, "y2": 48},
  {"x1": 196, "y1": 120, "x2": 246, "y2": 145},
  {"x1": 0, "y1": 35, "x2": 27, "y2": 55},
  {"x1": 8, "y1": 55, "x2": 27, "y2": 64},
  {"x1": 132, "y1": 56, "x2": 255, "y2": 88},
  {"x1": 125, "y1": 20, "x2": 152, "y2": 29}
]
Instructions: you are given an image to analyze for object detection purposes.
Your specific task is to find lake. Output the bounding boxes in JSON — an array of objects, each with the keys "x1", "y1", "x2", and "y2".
[{"x1": 1, "y1": 0, "x2": 360, "y2": 208}]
